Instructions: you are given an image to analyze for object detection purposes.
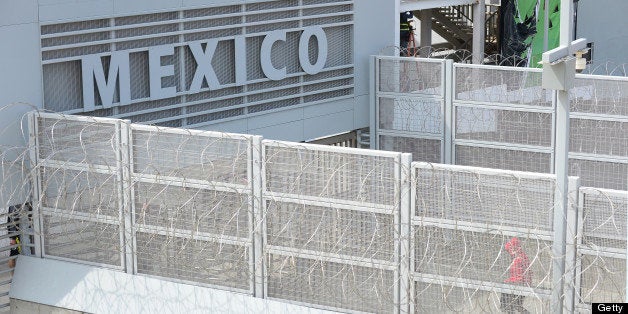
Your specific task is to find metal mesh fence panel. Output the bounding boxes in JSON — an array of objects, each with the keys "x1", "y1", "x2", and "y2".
[
  {"x1": 378, "y1": 58, "x2": 443, "y2": 95},
  {"x1": 42, "y1": 213, "x2": 122, "y2": 267},
  {"x1": 452, "y1": 64, "x2": 554, "y2": 174},
  {"x1": 454, "y1": 145, "x2": 552, "y2": 173},
  {"x1": 21, "y1": 110, "x2": 628, "y2": 312},
  {"x1": 375, "y1": 57, "x2": 445, "y2": 164},
  {"x1": 40, "y1": 0, "x2": 354, "y2": 128},
  {"x1": 576, "y1": 188, "x2": 628, "y2": 310},
  {"x1": 135, "y1": 232, "x2": 250, "y2": 291},
  {"x1": 130, "y1": 124, "x2": 254, "y2": 293},
  {"x1": 571, "y1": 76, "x2": 628, "y2": 116},
  {"x1": 413, "y1": 164, "x2": 555, "y2": 230},
  {"x1": 414, "y1": 281, "x2": 551, "y2": 313},
  {"x1": 411, "y1": 162, "x2": 556, "y2": 313},
  {"x1": 569, "y1": 159, "x2": 628, "y2": 191},
  {"x1": 34, "y1": 113, "x2": 124, "y2": 268},
  {"x1": 36, "y1": 115, "x2": 119, "y2": 167},
  {"x1": 264, "y1": 142, "x2": 398, "y2": 206},
  {"x1": 454, "y1": 66, "x2": 551, "y2": 106},
  {"x1": 379, "y1": 135, "x2": 441, "y2": 163},
  {"x1": 263, "y1": 140, "x2": 401, "y2": 312},
  {"x1": 374, "y1": 58, "x2": 628, "y2": 190},
  {"x1": 455, "y1": 107, "x2": 553, "y2": 147},
  {"x1": 267, "y1": 253, "x2": 395, "y2": 313},
  {"x1": 379, "y1": 97, "x2": 442, "y2": 134}
]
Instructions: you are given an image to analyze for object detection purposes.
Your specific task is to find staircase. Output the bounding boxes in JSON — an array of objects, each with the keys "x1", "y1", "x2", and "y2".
[{"x1": 427, "y1": 4, "x2": 500, "y2": 55}]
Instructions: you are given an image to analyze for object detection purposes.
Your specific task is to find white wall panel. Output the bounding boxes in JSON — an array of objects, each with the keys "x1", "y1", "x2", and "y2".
[
  {"x1": 113, "y1": 0, "x2": 182, "y2": 16},
  {"x1": 39, "y1": 0, "x2": 114, "y2": 22},
  {"x1": 303, "y1": 98, "x2": 353, "y2": 119},
  {"x1": 353, "y1": 0, "x2": 396, "y2": 97},
  {"x1": 249, "y1": 120, "x2": 303, "y2": 141},
  {"x1": 303, "y1": 110, "x2": 353, "y2": 141},
  {"x1": 0, "y1": 0, "x2": 37, "y2": 26},
  {"x1": 0, "y1": 23, "x2": 42, "y2": 148}
]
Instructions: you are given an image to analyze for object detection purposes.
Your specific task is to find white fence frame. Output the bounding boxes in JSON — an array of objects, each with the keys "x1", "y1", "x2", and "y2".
[
  {"x1": 372, "y1": 55, "x2": 628, "y2": 190},
  {"x1": 575, "y1": 187, "x2": 628, "y2": 311},
  {"x1": 25, "y1": 111, "x2": 628, "y2": 313}
]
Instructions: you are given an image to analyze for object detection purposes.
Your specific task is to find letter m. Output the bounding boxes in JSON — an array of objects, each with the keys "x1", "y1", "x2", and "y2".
[{"x1": 81, "y1": 52, "x2": 131, "y2": 110}]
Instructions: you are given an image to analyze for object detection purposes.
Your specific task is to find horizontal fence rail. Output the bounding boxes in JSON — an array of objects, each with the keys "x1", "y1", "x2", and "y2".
[{"x1": 7, "y1": 110, "x2": 622, "y2": 313}]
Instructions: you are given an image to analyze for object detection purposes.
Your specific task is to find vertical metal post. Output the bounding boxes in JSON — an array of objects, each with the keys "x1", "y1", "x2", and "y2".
[
  {"x1": 419, "y1": 10, "x2": 432, "y2": 57},
  {"x1": 575, "y1": 188, "x2": 585, "y2": 309},
  {"x1": 119, "y1": 121, "x2": 134, "y2": 274},
  {"x1": 564, "y1": 176, "x2": 580, "y2": 313},
  {"x1": 393, "y1": 154, "x2": 401, "y2": 314},
  {"x1": 399, "y1": 153, "x2": 412, "y2": 314},
  {"x1": 251, "y1": 136, "x2": 265, "y2": 298},
  {"x1": 443, "y1": 60, "x2": 454, "y2": 164},
  {"x1": 27, "y1": 112, "x2": 42, "y2": 258},
  {"x1": 472, "y1": 1, "x2": 486, "y2": 64},
  {"x1": 408, "y1": 161, "x2": 417, "y2": 314},
  {"x1": 551, "y1": 2, "x2": 575, "y2": 312},
  {"x1": 370, "y1": 56, "x2": 378, "y2": 149}
]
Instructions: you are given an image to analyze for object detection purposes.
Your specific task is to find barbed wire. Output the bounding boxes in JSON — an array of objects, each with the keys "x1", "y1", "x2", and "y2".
[
  {"x1": 0, "y1": 103, "x2": 619, "y2": 312},
  {"x1": 382, "y1": 46, "x2": 628, "y2": 76}
]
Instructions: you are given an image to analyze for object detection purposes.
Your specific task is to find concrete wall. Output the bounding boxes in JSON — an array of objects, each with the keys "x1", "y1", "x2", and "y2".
[
  {"x1": 10, "y1": 256, "x2": 340, "y2": 314},
  {"x1": 576, "y1": 0, "x2": 628, "y2": 71}
]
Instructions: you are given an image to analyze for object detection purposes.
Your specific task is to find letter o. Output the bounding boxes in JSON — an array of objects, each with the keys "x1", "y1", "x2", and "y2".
[{"x1": 299, "y1": 26, "x2": 328, "y2": 75}]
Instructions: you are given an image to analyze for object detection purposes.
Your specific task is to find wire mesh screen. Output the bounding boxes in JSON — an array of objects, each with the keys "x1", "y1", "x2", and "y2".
[
  {"x1": 379, "y1": 135, "x2": 441, "y2": 163},
  {"x1": 263, "y1": 140, "x2": 401, "y2": 312},
  {"x1": 411, "y1": 162, "x2": 556, "y2": 313},
  {"x1": 34, "y1": 113, "x2": 124, "y2": 268},
  {"x1": 454, "y1": 66, "x2": 551, "y2": 106},
  {"x1": 266, "y1": 253, "x2": 395, "y2": 313},
  {"x1": 264, "y1": 141, "x2": 398, "y2": 206},
  {"x1": 41, "y1": 0, "x2": 354, "y2": 128},
  {"x1": 373, "y1": 57, "x2": 628, "y2": 190},
  {"x1": 377, "y1": 58, "x2": 443, "y2": 95},
  {"x1": 452, "y1": 64, "x2": 554, "y2": 174},
  {"x1": 375, "y1": 58, "x2": 445, "y2": 163},
  {"x1": 25, "y1": 110, "x2": 628, "y2": 312},
  {"x1": 454, "y1": 145, "x2": 552, "y2": 173},
  {"x1": 413, "y1": 164, "x2": 555, "y2": 230},
  {"x1": 571, "y1": 76, "x2": 628, "y2": 116},
  {"x1": 130, "y1": 125, "x2": 254, "y2": 293},
  {"x1": 576, "y1": 188, "x2": 628, "y2": 309}
]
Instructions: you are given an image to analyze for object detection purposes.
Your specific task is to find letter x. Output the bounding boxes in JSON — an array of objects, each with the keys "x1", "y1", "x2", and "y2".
[{"x1": 189, "y1": 40, "x2": 221, "y2": 92}]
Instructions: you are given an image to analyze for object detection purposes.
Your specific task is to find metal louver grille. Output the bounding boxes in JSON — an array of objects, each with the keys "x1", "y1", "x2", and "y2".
[{"x1": 41, "y1": 0, "x2": 354, "y2": 128}]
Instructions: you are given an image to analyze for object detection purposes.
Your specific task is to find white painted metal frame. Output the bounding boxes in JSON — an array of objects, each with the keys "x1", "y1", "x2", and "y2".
[
  {"x1": 33, "y1": 113, "x2": 126, "y2": 271},
  {"x1": 451, "y1": 63, "x2": 554, "y2": 172},
  {"x1": 128, "y1": 123, "x2": 257, "y2": 295},
  {"x1": 261, "y1": 139, "x2": 404, "y2": 313},
  {"x1": 408, "y1": 162, "x2": 558, "y2": 314},
  {"x1": 373, "y1": 56, "x2": 448, "y2": 163},
  {"x1": 575, "y1": 187, "x2": 628, "y2": 310}
]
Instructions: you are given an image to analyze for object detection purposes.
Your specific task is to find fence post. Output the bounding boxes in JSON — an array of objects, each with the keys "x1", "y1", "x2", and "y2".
[
  {"x1": 27, "y1": 112, "x2": 42, "y2": 258},
  {"x1": 119, "y1": 120, "x2": 135, "y2": 274},
  {"x1": 399, "y1": 153, "x2": 413, "y2": 313},
  {"x1": 443, "y1": 59, "x2": 454, "y2": 164},
  {"x1": 251, "y1": 136, "x2": 265, "y2": 298},
  {"x1": 564, "y1": 176, "x2": 580, "y2": 313},
  {"x1": 370, "y1": 56, "x2": 378, "y2": 150}
]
